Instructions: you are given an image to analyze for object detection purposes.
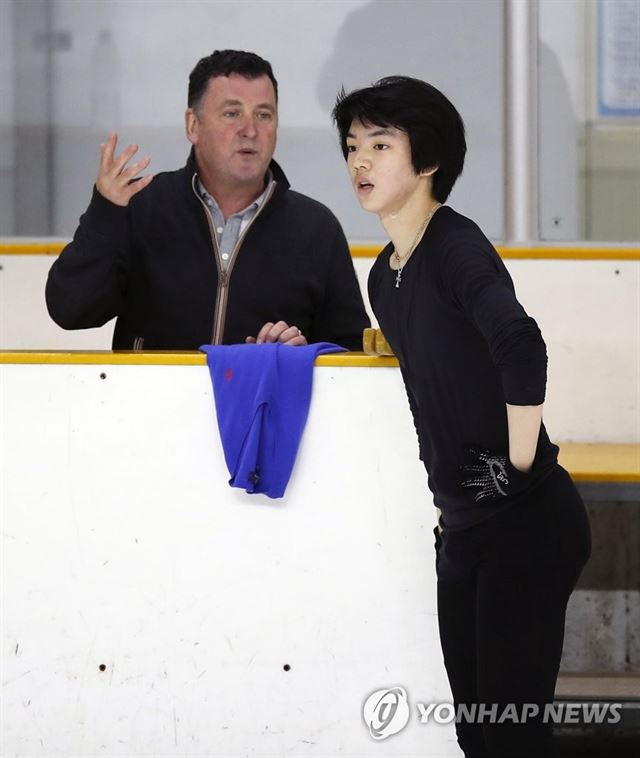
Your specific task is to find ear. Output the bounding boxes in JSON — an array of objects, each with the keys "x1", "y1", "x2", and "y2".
[
  {"x1": 420, "y1": 165, "x2": 439, "y2": 177},
  {"x1": 185, "y1": 108, "x2": 199, "y2": 146}
]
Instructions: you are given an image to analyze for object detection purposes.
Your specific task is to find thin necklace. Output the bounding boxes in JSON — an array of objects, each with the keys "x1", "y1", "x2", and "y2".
[{"x1": 393, "y1": 203, "x2": 442, "y2": 288}]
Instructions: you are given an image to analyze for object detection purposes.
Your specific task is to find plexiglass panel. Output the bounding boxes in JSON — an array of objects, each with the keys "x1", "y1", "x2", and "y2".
[
  {"x1": 539, "y1": 0, "x2": 640, "y2": 241},
  {"x1": 2, "y1": 0, "x2": 504, "y2": 240}
]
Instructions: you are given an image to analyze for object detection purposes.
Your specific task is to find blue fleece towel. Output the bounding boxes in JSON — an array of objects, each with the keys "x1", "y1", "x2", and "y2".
[{"x1": 200, "y1": 342, "x2": 346, "y2": 498}]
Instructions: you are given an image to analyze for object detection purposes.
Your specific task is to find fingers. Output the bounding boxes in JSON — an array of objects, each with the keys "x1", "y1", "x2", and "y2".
[
  {"x1": 99, "y1": 131, "x2": 118, "y2": 171},
  {"x1": 256, "y1": 321, "x2": 290, "y2": 343},
  {"x1": 121, "y1": 155, "x2": 151, "y2": 178},
  {"x1": 276, "y1": 324, "x2": 306, "y2": 345},
  {"x1": 254, "y1": 321, "x2": 307, "y2": 345},
  {"x1": 255, "y1": 322, "x2": 275, "y2": 343},
  {"x1": 96, "y1": 132, "x2": 152, "y2": 206},
  {"x1": 114, "y1": 142, "x2": 141, "y2": 175},
  {"x1": 99, "y1": 132, "x2": 141, "y2": 174},
  {"x1": 281, "y1": 332, "x2": 308, "y2": 346}
]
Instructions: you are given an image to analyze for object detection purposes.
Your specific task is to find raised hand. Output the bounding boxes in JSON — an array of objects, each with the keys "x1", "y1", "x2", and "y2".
[{"x1": 96, "y1": 132, "x2": 153, "y2": 207}]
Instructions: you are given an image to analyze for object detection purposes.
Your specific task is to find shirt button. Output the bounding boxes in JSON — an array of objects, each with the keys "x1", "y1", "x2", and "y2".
[
  {"x1": 222, "y1": 253, "x2": 229, "y2": 260},
  {"x1": 216, "y1": 226, "x2": 224, "y2": 234}
]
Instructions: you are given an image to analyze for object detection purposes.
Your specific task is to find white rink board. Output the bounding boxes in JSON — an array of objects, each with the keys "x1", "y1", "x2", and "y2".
[{"x1": 0, "y1": 362, "x2": 460, "y2": 758}]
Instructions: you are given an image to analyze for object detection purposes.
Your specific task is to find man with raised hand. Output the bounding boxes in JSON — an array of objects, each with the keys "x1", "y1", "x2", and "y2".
[{"x1": 46, "y1": 49, "x2": 369, "y2": 351}]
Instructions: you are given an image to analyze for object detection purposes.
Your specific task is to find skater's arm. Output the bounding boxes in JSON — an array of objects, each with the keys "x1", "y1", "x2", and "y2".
[
  {"x1": 506, "y1": 403, "x2": 543, "y2": 472},
  {"x1": 439, "y1": 233, "x2": 548, "y2": 411}
]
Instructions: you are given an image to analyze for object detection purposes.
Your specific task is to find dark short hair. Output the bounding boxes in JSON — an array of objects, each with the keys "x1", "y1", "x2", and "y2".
[
  {"x1": 188, "y1": 50, "x2": 278, "y2": 111},
  {"x1": 332, "y1": 76, "x2": 466, "y2": 203}
]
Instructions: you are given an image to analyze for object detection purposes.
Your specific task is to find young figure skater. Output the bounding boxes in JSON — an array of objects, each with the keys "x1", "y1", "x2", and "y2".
[{"x1": 333, "y1": 77, "x2": 591, "y2": 758}]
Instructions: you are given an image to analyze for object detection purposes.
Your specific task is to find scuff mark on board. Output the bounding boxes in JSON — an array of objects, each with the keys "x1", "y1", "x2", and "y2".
[{"x1": 173, "y1": 707, "x2": 178, "y2": 747}]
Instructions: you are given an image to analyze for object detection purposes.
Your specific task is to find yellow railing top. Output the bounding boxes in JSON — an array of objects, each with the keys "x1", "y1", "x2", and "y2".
[
  {"x1": 350, "y1": 244, "x2": 640, "y2": 261},
  {"x1": 557, "y1": 443, "x2": 640, "y2": 483},
  {"x1": 0, "y1": 242, "x2": 67, "y2": 255},
  {"x1": 0, "y1": 350, "x2": 399, "y2": 368},
  {"x1": 1, "y1": 241, "x2": 639, "y2": 260}
]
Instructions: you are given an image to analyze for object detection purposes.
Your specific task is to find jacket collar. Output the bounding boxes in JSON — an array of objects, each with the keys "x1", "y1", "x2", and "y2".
[{"x1": 183, "y1": 147, "x2": 290, "y2": 194}]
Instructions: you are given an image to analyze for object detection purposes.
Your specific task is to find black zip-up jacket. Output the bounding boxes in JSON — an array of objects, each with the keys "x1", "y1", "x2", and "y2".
[{"x1": 46, "y1": 152, "x2": 370, "y2": 350}]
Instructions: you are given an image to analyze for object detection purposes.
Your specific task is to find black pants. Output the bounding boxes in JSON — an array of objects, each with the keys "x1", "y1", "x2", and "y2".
[{"x1": 435, "y1": 466, "x2": 591, "y2": 758}]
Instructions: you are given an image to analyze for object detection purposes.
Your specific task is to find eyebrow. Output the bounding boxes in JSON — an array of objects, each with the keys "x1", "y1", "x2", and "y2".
[
  {"x1": 220, "y1": 99, "x2": 275, "y2": 111},
  {"x1": 346, "y1": 127, "x2": 395, "y2": 139}
]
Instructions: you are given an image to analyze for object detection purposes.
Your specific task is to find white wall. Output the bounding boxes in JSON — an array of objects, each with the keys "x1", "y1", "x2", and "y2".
[
  {"x1": 4, "y1": 0, "x2": 638, "y2": 240},
  {"x1": 1, "y1": 359, "x2": 459, "y2": 757},
  {"x1": 38, "y1": 0, "x2": 505, "y2": 239},
  {"x1": 50, "y1": 0, "x2": 370, "y2": 130}
]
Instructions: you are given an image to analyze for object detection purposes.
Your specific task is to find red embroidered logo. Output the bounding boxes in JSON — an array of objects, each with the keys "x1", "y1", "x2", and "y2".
[{"x1": 225, "y1": 368, "x2": 233, "y2": 381}]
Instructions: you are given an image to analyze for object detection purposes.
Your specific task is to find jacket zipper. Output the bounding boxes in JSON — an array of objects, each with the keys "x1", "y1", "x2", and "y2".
[{"x1": 192, "y1": 174, "x2": 276, "y2": 345}]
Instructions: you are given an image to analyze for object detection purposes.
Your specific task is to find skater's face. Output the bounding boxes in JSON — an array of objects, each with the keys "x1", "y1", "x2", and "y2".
[{"x1": 346, "y1": 119, "x2": 429, "y2": 217}]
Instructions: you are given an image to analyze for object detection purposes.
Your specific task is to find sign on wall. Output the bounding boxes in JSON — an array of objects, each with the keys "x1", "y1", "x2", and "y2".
[{"x1": 598, "y1": 0, "x2": 640, "y2": 116}]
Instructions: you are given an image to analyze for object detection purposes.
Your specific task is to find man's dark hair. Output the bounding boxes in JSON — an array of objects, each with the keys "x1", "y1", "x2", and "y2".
[
  {"x1": 188, "y1": 50, "x2": 278, "y2": 112},
  {"x1": 332, "y1": 76, "x2": 466, "y2": 203}
]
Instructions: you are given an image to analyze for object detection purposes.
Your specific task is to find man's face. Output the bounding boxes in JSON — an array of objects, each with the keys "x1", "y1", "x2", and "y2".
[{"x1": 186, "y1": 73, "x2": 277, "y2": 193}]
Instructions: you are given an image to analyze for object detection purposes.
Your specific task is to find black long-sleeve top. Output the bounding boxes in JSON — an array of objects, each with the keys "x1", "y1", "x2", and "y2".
[
  {"x1": 46, "y1": 152, "x2": 370, "y2": 351},
  {"x1": 368, "y1": 206, "x2": 559, "y2": 530}
]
